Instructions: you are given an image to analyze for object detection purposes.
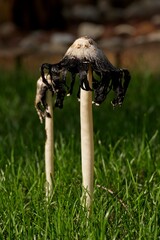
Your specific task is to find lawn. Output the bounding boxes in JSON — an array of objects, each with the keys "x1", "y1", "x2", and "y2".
[{"x1": 0, "y1": 69, "x2": 160, "y2": 239}]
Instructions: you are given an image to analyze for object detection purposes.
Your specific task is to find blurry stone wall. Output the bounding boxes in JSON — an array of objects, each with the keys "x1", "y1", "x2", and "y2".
[
  {"x1": 0, "y1": 0, "x2": 160, "y2": 72},
  {"x1": 0, "y1": 0, "x2": 153, "y2": 30}
]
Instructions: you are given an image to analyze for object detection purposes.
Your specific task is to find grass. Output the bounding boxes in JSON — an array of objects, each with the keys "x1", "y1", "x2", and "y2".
[{"x1": 0, "y1": 68, "x2": 160, "y2": 239}]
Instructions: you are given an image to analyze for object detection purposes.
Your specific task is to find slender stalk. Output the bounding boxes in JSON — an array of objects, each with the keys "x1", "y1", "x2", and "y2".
[
  {"x1": 45, "y1": 86, "x2": 54, "y2": 198},
  {"x1": 80, "y1": 65, "x2": 94, "y2": 212}
]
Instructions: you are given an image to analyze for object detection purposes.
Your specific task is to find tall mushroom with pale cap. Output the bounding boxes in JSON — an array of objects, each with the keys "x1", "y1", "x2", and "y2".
[{"x1": 35, "y1": 36, "x2": 131, "y2": 209}]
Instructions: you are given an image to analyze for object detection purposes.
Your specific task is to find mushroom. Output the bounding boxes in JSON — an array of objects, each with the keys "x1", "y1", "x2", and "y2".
[
  {"x1": 35, "y1": 36, "x2": 131, "y2": 209},
  {"x1": 35, "y1": 75, "x2": 54, "y2": 198}
]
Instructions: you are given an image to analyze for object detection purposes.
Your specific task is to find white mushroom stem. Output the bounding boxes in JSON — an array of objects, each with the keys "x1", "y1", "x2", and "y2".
[
  {"x1": 45, "y1": 81, "x2": 54, "y2": 198},
  {"x1": 80, "y1": 65, "x2": 94, "y2": 211}
]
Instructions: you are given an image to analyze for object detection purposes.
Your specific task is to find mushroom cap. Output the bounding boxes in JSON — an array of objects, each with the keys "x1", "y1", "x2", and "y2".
[{"x1": 63, "y1": 36, "x2": 116, "y2": 72}]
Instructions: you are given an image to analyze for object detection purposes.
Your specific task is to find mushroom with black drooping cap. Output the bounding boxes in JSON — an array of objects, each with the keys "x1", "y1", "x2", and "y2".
[{"x1": 35, "y1": 36, "x2": 131, "y2": 208}]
